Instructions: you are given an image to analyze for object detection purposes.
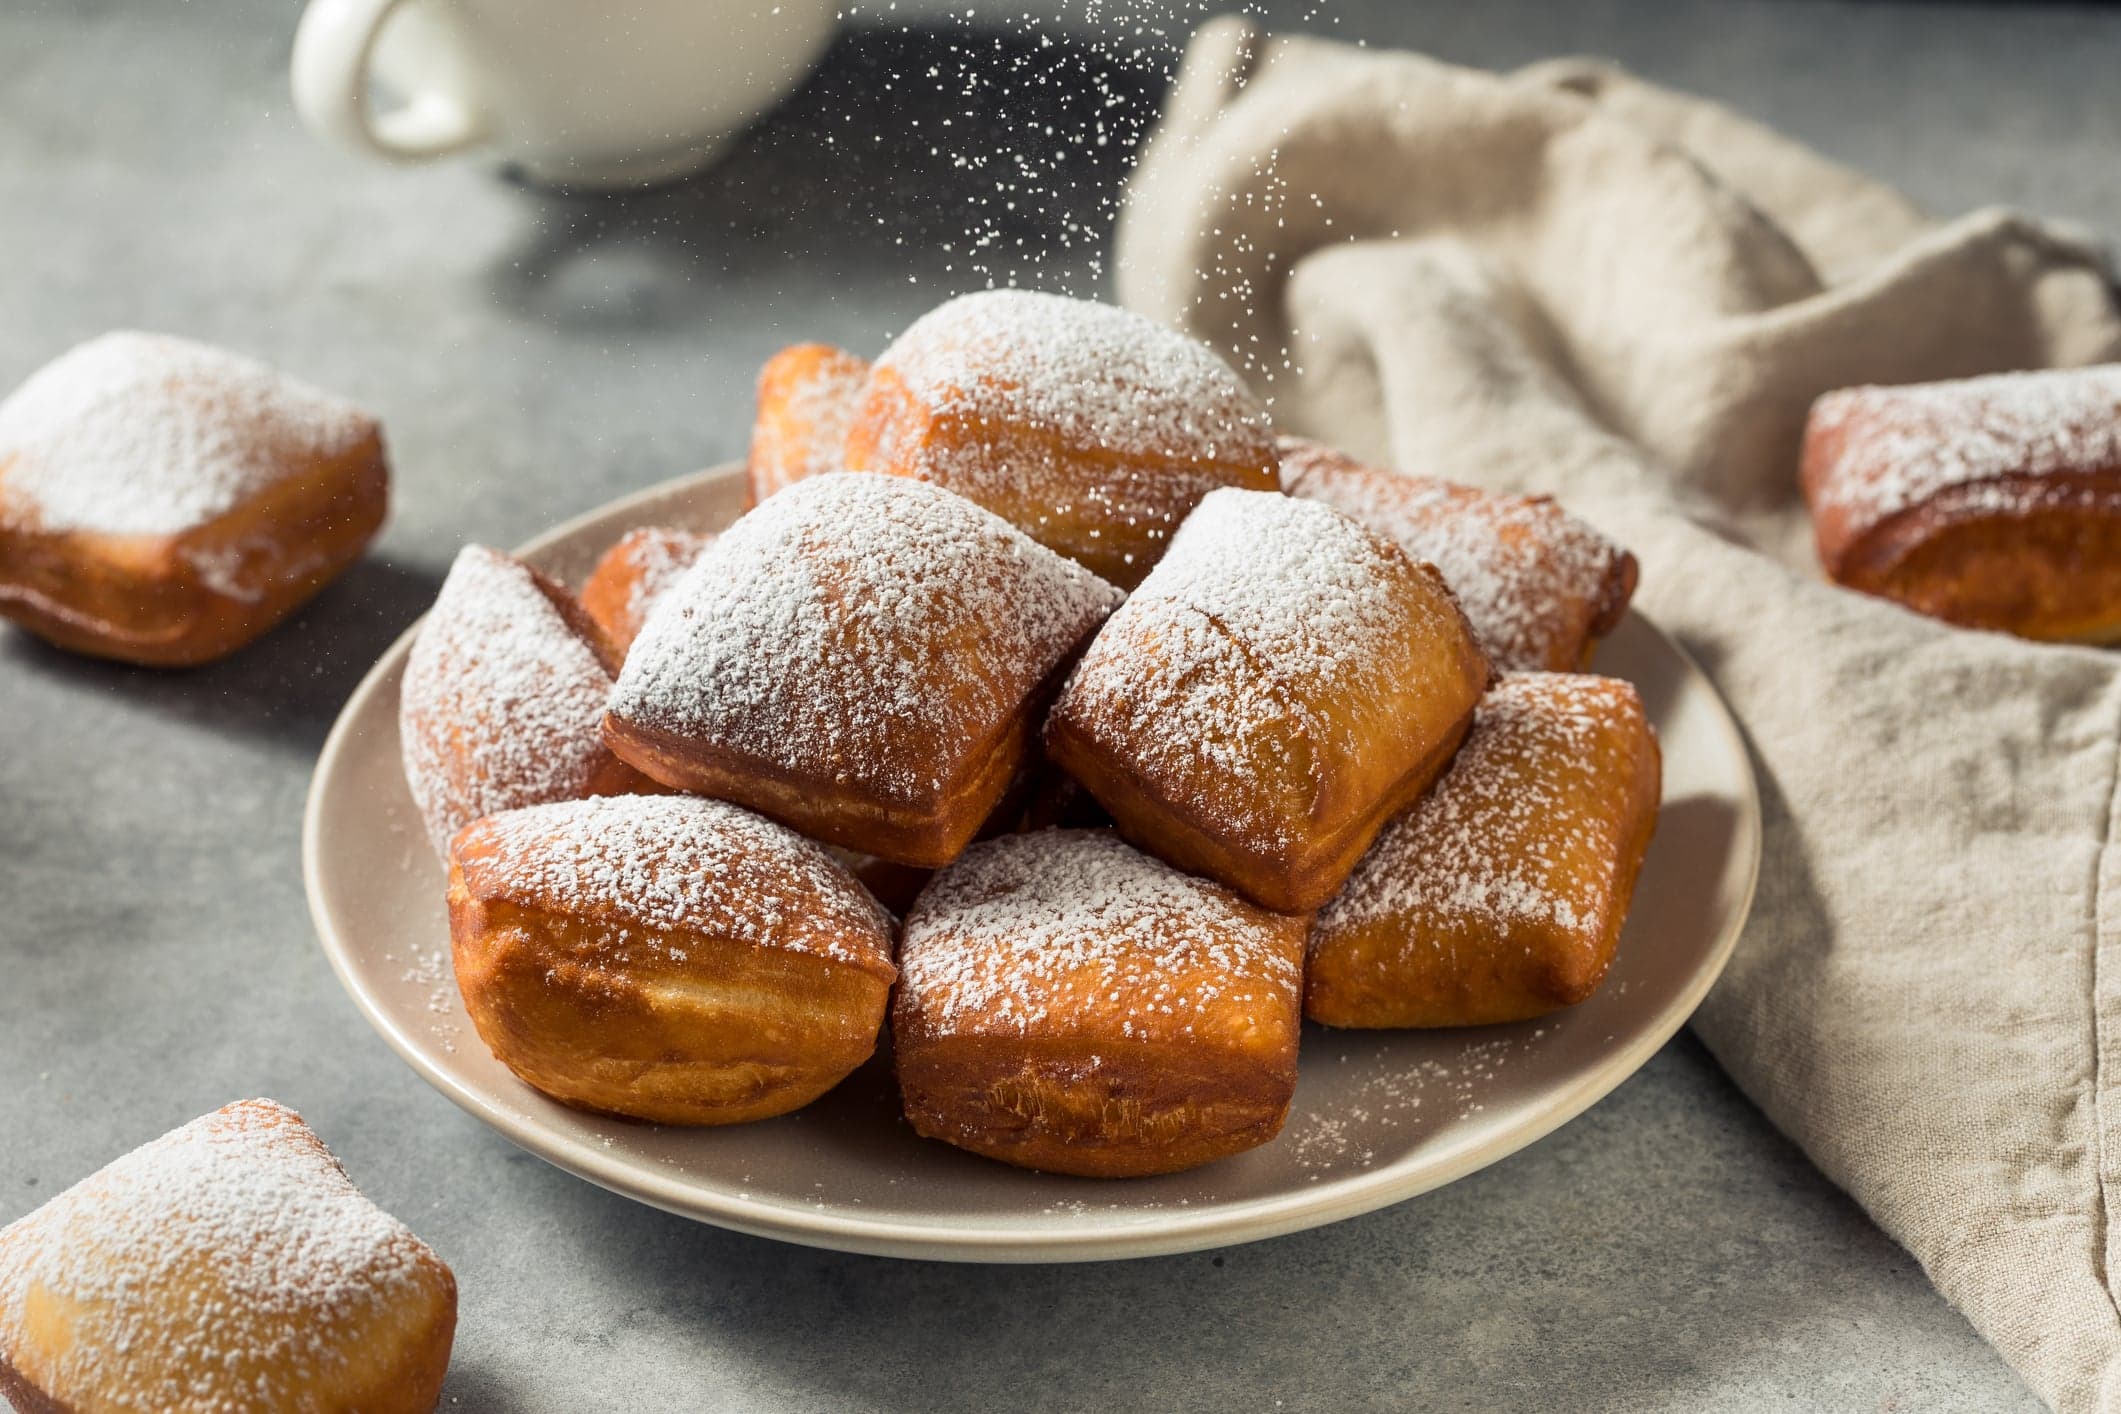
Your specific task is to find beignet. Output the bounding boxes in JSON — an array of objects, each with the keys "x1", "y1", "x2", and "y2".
[
  {"x1": 0, "y1": 331, "x2": 388, "y2": 666},
  {"x1": 746, "y1": 343, "x2": 870, "y2": 506},
  {"x1": 893, "y1": 829, "x2": 1307, "y2": 1177},
  {"x1": 1802, "y1": 365, "x2": 2121, "y2": 641},
  {"x1": 448, "y1": 794, "x2": 898, "y2": 1125},
  {"x1": 1306, "y1": 674, "x2": 1660, "y2": 1029},
  {"x1": 0, "y1": 1099, "x2": 456, "y2": 1414},
  {"x1": 842, "y1": 289, "x2": 1279, "y2": 588},
  {"x1": 1045, "y1": 488, "x2": 1491, "y2": 913},
  {"x1": 578, "y1": 524, "x2": 712, "y2": 656},
  {"x1": 603, "y1": 472, "x2": 1121, "y2": 867},
  {"x1": 1278, "y1": 436, "x2": 1637, "y2": 671},
  {"x1": 401, "y1": 544, "x2": 653, "y2": 857}
]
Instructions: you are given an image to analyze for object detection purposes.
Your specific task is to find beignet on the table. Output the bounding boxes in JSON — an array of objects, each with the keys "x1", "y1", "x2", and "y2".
[
  {"x1": 1044, "y1": 487, "x2": 1491, "y2": 913},
  {"x1": 448, "y1": 794, "x2": 898, "y2": 1125},
  {"x1": 602, "y1": 472, "x2": 1121, "y2": 867},
  {"x1": 1305, "y1": 673, "x2": 1661, "y2": 1029},
  {"x1": 1278, "y1": 436, "x2": 1637, "y2": 671},
  {"x1": 0, "y1": 1099, "x2": 456, "y2": 1414},
  {"x1": 893, "y1": 829, "x2": 1307, "y2": 1177},
  {"x1": 745, "y1": 342, "x2": 869, "y2": 507},
  {"x1": 1801, "y1": 365, "x2": 2121, "y2": 642},
  {"x1": 0, "y1": 331, "x2": 388, "y2": 666},
  {"x1": 841, "y1": 290, "x2": 1279, "y2": 588}
]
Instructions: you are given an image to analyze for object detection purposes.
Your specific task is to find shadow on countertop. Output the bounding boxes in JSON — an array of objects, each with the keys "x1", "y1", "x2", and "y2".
[{"x1": 0, "y1": 554, "x2": 442, "y2": 756}]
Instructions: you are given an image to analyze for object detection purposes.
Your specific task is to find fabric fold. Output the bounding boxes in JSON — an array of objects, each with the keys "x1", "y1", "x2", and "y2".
[{"x1": 1117, "y1": 16, "x2": 2121, "y2": 1409}]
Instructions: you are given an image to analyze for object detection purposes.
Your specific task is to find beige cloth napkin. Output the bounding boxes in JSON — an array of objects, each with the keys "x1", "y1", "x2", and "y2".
[{"x1": 1117, "y1": 17, "x2": 2121, "y2": 1411}]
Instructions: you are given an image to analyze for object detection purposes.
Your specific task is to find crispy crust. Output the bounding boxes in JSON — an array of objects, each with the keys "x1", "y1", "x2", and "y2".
[
  {"x1": 0, "y1": 1101, "x2": 456, "y2": 1414},
  {"x1": 1305, "y1": 675, "x2": 1661, "y2": 1028},
  {"x1": 577, "y1": 525, "x2": 712, "y2": 656},
  {"x1": 448, "y1": 802, "x2": 896, "y2": 1125},
  {"x1": 745, "y1": 343, "x2": 869, "y2": 507},
  {"x1": 603, "y1": 667, "x2": 1045, "y2": 869},
  {"x1": 0, "y1": 429, "x2": 387, "y2": 666},
  {"x1": 1044, "y1": 500, "x2": 1491, "y2": 914},
  {"x1": 1277, "y1": 436, "x2": 1637, "y2": 671},
  {"x1": 844, "y1": 366, "x2": 1278, "y2": 590},
  {"x1": 1808, "y1": 466, "x2": 2121, "y2": 642},
  {"x1": 892, "y1": 831, "x2": 1307, "y2": 1177},
  {"x1": 1800, "y1": 372, "x2": 2121, "y2": 641}
]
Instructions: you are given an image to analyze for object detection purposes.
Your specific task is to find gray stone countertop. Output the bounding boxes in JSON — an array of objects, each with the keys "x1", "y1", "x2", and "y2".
[{"x1": 7, "y1": 0, "x2": 2114, "y2": 1408}]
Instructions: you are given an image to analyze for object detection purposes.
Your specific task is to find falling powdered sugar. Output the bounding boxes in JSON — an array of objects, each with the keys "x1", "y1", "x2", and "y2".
[
  {"x1": 0, "y1": 1100, "x2": 447, "y2": 1410},
  {"x1": 1806, "y1": 363, "x2": 2121, "y2": 531},
  {"x1": 0, "y1": 331, "x2": 376, "y2": 537},
  {"x1": 454, "y1": 795, "x2": 894, "y2": 972},
  {"x1": 1279, "y1": 436, "x2": 1632, "y2": 672},
  {"x1": 400, "y1": 545, "x2": 618, "y2": 855},
  {"x1": 611, "y1": 472, "x2": 1121, "y2": 803},
  {"x1": 897, "y1": 829, "x2": 1302, "y2": 1040}
]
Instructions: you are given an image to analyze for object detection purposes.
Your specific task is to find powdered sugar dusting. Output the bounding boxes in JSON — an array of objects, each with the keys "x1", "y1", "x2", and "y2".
[
  {"x1": 1806, "y1": 364, "x2": 2121, "y2": 531},
  {"x1": 611, "y1": 472, "x2": 1121, "y2": 803},
  {"x1": 1318, "y1": 674, "x2": 1646, "y2": 938},
  {"x1": 400, "y1": 545, "x2": 618, "y2": 856},
  {"x1": 618, "y1": 527, "x2": 709, "y2": 625},
  {"x1": 454, "y1": 795, "x2": 894, "y2": 972},
  {"x1": 0, "y1": 331, "x2": 375, "y2": 537},
  {"x1": 896, "y1": 829, "x2": 1301, "y2": 1038},
  {"x1": 1051, "y1": 487, "x2": 1470, "y2": 848},
  {"x1": 1279, "y1": 437, "x2": 1631, "y2": 672},
  {"x1": 0, "y1": 1100, "x2": 446, "y2": 1409},
  {"x1": 876, "y1": 290, "x2": 1271, "y2": 466},
  {"x1": 750, "y1": 346, "x2": 869, "y2": 499}
]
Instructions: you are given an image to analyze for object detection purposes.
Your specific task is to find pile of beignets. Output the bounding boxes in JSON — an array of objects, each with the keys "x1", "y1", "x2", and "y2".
[{"x1": 401, "y1": 290, "x2": 1662, "y2": 1179}]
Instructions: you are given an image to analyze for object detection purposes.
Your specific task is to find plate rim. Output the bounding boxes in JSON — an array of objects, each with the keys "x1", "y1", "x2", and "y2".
[{"x1": 302, "y1": 463, "x2": 1763, "y2": 1263}]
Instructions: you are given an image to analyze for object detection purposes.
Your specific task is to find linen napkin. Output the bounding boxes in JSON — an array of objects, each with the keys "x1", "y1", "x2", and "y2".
[{"x1": 1116, "y1": 17, "x2": 2121, "y2": 1410}]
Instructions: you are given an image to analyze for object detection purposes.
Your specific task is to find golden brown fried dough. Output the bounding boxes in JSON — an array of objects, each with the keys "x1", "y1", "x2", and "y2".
[
  {"x1": 400, "y1": 544, "x2": 656, "y2": 857},
  {"x1": 1306, "y1": 674, "x2": 1661, "y2": 1029},
  {"x1": 1802, "y1": 365, "x2": 2121, "y2": 642},
  {"x1": 578, "y1": 525, "x2": 713, "y2": 656},
  {"x1": 1045, "y1": 488, "x2": 1490, "y2": 913},
  {"x1": 448, "y1": 795, "x2": 898, "y2": 1125},
  {"x1": 893, "y1": 829, "x2": 1307, "y2": 1177},
  {"x1": 603, "y1": 473, "x2": 1121, "y2": 867},
  {"x1": 746, "y1": 343, "x2": 870, "y2": 507},
  {"x1": 0, "y1": 1099, "x2": 456, "y2": 1414},
  {"x1": 0, "y1": 331, "x2": 388, "y2": 666},
  {"x1": 1278, "y1": 436, "x2": 1637, "y2": 671},
  {"x1": 842, "y1": 290, "x2": 1278, "y2": 588}
]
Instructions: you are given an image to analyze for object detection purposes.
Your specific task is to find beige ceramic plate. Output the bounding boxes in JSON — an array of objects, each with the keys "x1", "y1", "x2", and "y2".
[{"x1": 304, "y1": 464, "x2": 1761, "y2": 1262}]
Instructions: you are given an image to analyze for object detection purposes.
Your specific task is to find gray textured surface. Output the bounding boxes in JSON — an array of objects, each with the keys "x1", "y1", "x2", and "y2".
[{"x1": 2, "y1": 1, "x2": 2108, "y2": 1408}]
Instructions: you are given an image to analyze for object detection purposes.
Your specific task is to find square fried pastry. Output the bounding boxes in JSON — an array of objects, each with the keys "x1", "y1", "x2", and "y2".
[
  {"x1": 448, "y1": 794, "x2": 898, "y2": 1125},
  {"x1": 842, "y1": 289, "x2": 1279, "y2": 588},
  {"x1": 603, "y1": 472, "x2": 1122, "y2": 867},
  {"x1": 893, "y1": 829, "x2": 1308, "y2": 1177},
  {"x1": 0, "y1": 331, "x2": 388, "y2": 666},
  {"x1": 578, "y1": 524, "x2": 713, "y2": 656},
  {"x1": 400, "y1": 544, "x2": 655, "y2": 857},
  {"x1": 0, "y1": 1099, "x2": 456, "y2": 1414},
  {"x1": 1045, "y1": 487, "x2": 1491, "y2": 913},
  {"x1": 745, "y1": 343, "x2": 870, "y2": 506},
  {"x1": 1802, "y1": 365, "x2": 2121, "y2": 641},
  {"x1": 1306, "y1": 673, "x2": 1661, "y2": 1029},
  {"x1": 1278, "y1": 436, "x2": 1637, "y2": 671}
]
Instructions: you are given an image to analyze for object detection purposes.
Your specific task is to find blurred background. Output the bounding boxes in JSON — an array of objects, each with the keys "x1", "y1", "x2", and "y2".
[{"x1": 5, "y1": 3, "x2": 2120, "y2": 1408}]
